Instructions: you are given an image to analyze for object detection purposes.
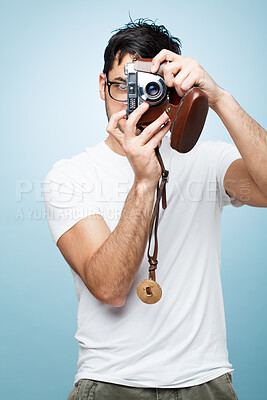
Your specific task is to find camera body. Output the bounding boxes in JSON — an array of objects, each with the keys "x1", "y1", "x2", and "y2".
[{"x1": 124, "y1": 61, "x2": 168, "y2": 119}]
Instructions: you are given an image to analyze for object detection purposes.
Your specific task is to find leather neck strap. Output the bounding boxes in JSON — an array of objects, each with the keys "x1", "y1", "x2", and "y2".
[{"x1": 146, "y1": 146, "x2": 169, "y2": 286}]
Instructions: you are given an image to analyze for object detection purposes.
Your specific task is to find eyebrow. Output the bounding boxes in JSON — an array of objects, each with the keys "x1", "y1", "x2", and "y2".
[{"x1": 111, "y1": 77, "x2": 127, "y2": 83}]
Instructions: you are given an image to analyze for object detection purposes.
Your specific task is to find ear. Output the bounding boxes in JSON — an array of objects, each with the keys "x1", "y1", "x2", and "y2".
[{"x1": 99, "y1": 73, "x2": 106, "y2": 101}]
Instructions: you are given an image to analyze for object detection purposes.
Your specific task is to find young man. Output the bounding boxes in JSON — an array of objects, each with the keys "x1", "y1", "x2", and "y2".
[{"x1": 44, "y1": 19, "x2": 267, "y2": 400}]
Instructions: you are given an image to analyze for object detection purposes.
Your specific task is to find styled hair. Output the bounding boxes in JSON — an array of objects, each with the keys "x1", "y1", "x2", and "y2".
[{"x1": 103, "y1": 18, "x2": 182, "y2": 76}]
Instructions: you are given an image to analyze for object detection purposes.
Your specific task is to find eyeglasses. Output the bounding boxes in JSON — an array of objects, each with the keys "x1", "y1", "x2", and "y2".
[{"x1": 106, "y1": 78, "x2": 127, "y2": 102}]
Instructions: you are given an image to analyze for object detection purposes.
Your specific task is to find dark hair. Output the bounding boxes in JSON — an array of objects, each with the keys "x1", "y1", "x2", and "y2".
[{"x1": 103, "y1": 18, "x2": 182, "y2": 76}]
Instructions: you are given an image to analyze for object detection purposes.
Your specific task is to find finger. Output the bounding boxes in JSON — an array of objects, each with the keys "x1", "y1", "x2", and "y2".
[
  {"x1": 151, "y1": 49, "x2": 178, "y2": 73},
  {"x1": 180, "y1": 72, "x2": 197, "y2": 92},
  {"x1": 174, "y1": 65, "x2": 192, "y2": 97},
  {"x1": 162, "y1": 62, "x2": 182, "y2": 87},
  {"x1": 146, "y1": 120, "x2": 171, "y2": 151},
  {"x1": 138, "y1": 112, "x2": 170, "y2": 145},
  {"x1": 108, "y1": 110, "x2": 126, "y2": 131},
  {"x1": 126, "y1": 102, "x2": 150, "y2": 136},
  {"x1": 106, "y1": 110, "x2": 126, "y2": 143}
]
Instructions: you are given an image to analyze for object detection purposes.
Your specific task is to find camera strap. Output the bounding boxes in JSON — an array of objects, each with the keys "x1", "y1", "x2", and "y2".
[
  {"x1": 132, "y1": 57, "x2": 208, "y2": 303},
  {"x1": 136, "y1": 146, "x2": 168, "y2": 304}
]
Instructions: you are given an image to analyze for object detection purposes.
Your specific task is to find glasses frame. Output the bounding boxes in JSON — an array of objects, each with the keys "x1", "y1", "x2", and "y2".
[{"x1": 105, "y1": 77, "x2": 127, "y2": 102}]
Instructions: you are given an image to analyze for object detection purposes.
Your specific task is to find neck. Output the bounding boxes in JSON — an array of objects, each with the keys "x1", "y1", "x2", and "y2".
[{"x1": 105, "y1": 135, "x2": 126, "y2": 156}]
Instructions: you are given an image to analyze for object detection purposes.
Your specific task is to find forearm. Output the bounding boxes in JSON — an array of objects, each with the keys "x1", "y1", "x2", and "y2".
[
  {"x1": 84, "y1": 181, "x2": 156, "y2": 306},
  {"x1": 212, "y1": 89, "x2": 267, "y2": 195}
]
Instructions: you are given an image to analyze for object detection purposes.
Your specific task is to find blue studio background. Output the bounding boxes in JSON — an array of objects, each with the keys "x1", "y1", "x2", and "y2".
[{"x1": 1, "y1": 0, "x2": 266, "y2": 399}]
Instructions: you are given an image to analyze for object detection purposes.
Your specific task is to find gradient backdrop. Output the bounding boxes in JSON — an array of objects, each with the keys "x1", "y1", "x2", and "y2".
[{"x1": 1, "y1": 0, "x2": 266, "y2": 399}]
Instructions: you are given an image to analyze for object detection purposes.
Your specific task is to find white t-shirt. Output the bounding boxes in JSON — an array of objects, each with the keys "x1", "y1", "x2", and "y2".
[{"x1": 44, "y1": 136, "x2": 242, "y2": 388}]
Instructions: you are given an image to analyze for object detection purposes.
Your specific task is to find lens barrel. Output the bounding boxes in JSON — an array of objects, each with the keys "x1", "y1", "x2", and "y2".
[{"x1": 146, "y1": 82, "x2": 160, "y2": 97}]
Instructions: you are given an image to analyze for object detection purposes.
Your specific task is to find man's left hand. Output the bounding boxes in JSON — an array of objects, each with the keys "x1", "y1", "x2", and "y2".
[{"x1": 151, "y1": 49, "x2": 223, "y2": 109}]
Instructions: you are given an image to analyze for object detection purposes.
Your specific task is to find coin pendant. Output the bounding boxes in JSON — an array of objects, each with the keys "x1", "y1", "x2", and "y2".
[{"x1": 137, "y1": 279, "x2": 162, "y2": 304}]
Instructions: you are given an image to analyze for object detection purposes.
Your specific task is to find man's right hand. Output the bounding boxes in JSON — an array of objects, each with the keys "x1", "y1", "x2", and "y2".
[{"x1": 106, "y1": 102, "x2": 171, "y2": 190}]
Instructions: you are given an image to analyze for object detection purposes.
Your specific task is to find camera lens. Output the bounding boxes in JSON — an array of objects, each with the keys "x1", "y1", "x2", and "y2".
[{"x1": 146, "y1": 82, "x2": 160, "y2": 97}]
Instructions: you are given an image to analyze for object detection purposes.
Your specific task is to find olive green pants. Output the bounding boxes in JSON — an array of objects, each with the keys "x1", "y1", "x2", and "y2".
[{"x1": 67, "y1": 373, "x2": 238, "y2": 400}]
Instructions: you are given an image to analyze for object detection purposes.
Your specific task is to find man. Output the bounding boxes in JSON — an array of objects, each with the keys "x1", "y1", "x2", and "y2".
[{"x1": 44, "y1": 19, "x2": 267, "y2": 400}]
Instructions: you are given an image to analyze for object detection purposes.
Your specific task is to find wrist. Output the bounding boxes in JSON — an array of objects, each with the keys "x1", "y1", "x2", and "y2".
[
  {"x1": 210, "y1": 87, "x2": 231, "y2": 113},
  {"x1": 133, "y1": 179, "x2": 157, "y2": 197}
]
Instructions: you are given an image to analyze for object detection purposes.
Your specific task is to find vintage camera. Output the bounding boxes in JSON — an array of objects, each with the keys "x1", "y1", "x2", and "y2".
[
  {"x1": 124, "y1": 61, "x2": 168, "y2": 119},
  {"x1": 124, "y1": 58, "x2": 209, "y2": 153}
]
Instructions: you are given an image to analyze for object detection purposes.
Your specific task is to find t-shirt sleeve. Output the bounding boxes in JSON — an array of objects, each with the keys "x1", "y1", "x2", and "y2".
[
  {"x1": 43, "y1": 162, "x2": 100, "y2": 244},
  {"x1": 215, "y1": 141, "x2": 244, "y2": 207}
]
